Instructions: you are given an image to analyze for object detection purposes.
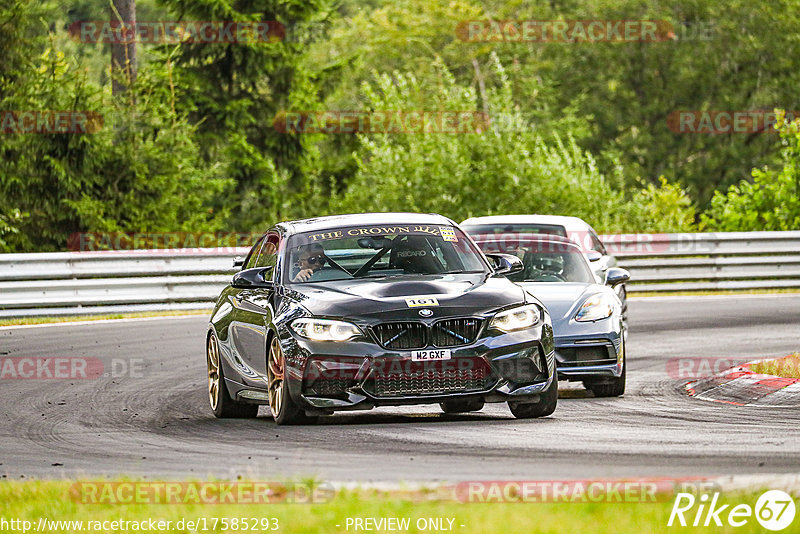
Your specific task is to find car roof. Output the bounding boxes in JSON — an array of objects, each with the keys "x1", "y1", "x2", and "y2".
[
  {"x1": 460, "y1": 214, "x2": 594, "y2": 232},
  {"x1": 275, "y1": 212, "x2": 456, "y2": 235}
]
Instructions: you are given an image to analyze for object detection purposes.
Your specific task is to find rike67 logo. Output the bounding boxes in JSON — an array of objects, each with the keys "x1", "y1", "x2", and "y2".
[{"x1": 669, "y1": 490, "x2": 796, "y2": 530}]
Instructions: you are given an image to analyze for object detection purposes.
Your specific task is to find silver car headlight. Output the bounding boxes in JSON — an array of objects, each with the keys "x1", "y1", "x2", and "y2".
[
  {"x1": 290, "y1": 318, "x2": 362, "y2": 342},
  {"x1": 575, "y1": 293, "x2": 617, "y2": 322},
  {"x1": 490, "y1": 304, "x2": 541, "y2": 332}
]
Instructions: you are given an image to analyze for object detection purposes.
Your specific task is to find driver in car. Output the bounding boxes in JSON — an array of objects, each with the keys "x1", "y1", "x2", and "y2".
[{"x1": 292, "y1": 243, "x2": 326, "y2": 282}]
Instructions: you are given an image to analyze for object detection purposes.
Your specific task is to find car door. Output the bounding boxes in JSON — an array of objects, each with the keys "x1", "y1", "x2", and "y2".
[{"x1": 228, "y1": 233, "x2": 280, "y2": 383}]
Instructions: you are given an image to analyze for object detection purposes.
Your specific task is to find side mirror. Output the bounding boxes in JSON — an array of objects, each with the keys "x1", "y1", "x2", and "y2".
[
  {"x1": 485, "y1": 253, "x2": 524, "y2": 276},
  {"x1": 232, "y1": 267, "x2": 274, "y2": 288},
  {"x1": 232, "y1": 256, "x2": 244, "y2": 268},
  {"x1": 586, "y1": 251, "x2": 603, "y2": 262},
  {"x1": 604, "y1": 267, "x2": 630, "y2": 287}
]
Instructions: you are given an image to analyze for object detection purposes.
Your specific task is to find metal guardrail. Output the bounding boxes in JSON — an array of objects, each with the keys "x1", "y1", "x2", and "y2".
[
  {"x1": 0, "y1": 231, "x2": 798, "y2": 317},
  {"x1": 604, "y1": 231, "x2": 800, "y2": 292},
  {"x1": 601, "y1": 231, "x2": 800, "y2": 257},
  {"x1": 0, "y1": 250, "x2": 247, "y2": 318},
  {"x1": 0, "y1": 250, "x2": 246, "y2": 281}
]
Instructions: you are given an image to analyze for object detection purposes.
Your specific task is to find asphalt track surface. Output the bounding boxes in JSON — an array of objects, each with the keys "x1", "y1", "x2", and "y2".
[{"x1": 1, "y1": 294, "x2": 799, "y2": 483}]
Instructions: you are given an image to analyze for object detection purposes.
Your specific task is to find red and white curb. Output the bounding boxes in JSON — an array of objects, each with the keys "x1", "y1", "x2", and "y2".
[{"x1": 686, "y1": 361, "x2": 800, "y2": 406}]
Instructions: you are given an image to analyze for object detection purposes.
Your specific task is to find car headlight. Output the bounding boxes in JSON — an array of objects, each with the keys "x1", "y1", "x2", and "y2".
[
  {"x1": 575, "y1": 293, "x2": 617, "y2": 322},
  {"x1": 290, "y1": 318, "x2": 362, "y2": 342},
  {"x1": 490, "y1": 304, "x2": 541, "y2": 332}
]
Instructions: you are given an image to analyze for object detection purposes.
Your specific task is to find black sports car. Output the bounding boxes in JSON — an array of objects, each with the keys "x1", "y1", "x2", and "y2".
[{"x1": 206, "y1": 213, "x2": 557, "y2": 424}]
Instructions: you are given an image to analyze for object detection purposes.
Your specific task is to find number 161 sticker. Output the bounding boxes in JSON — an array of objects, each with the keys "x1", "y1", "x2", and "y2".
[{"x1": 405, "y1": 297, "x2": 439, "y2": 308}]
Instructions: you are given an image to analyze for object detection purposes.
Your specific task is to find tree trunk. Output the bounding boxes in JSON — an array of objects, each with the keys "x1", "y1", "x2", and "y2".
[{"x1": 110, "y1": 0, "x2": 136, "y2": 96}]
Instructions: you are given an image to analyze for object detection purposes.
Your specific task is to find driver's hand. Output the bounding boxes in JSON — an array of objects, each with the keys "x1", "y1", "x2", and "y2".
[{"x1": 293, "y1": 268, "x2": 314, "y2": 282}]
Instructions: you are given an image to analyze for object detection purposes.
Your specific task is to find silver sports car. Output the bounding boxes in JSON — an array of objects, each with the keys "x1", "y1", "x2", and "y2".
[
  {"x1": 468, "y1": 232, "x2": 630, "y2": 397},
  {"x1": 461, "y1": 214, "x2": 628, "y2": 320}
]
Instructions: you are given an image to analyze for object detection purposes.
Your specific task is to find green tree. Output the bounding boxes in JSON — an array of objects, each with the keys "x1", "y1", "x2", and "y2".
[
  {"x1": 479, "y1": 0, "x2": 800, "y2": 207},
  {"x1": 332, "y1": 57, "x2": 636, "y2": 232},
  {"x1": 0, "y1": 34, "x2": 229, "y2": 251},
  {"x1": 155, "y1": 0, "x2": 337, "y2": 230},
  {"x1": 702, "y1": 111, "x2": 800, "y2": 231},
  {"x1": 315, "y1": 0, "x2": 800, "y2": 210},
  {"x1": 627, "y1": 177, "x2": 696, "y2": 233}
]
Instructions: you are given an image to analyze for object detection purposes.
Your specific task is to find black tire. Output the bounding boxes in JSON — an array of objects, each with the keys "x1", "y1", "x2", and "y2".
[
  {"x1": 267, "y1": 336, "x2": 317, "y2": 425},
  {"x1": 207, "y1": 332, "x2": 259, "y2": 418},
  {"x1": 440, "y1": 399, "x2": 485, "y2": 414},
  {"x1": 508, "y1": 377, "x2": 558, "y2": 418},
  {"x1": 586, "y1": 360, "x2": 626, "y2": 397}
]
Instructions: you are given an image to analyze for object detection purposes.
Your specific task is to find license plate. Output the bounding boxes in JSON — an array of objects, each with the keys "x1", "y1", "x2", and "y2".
[{"x1": 411, "y1": 349, "x2": 451, "y2": 361}]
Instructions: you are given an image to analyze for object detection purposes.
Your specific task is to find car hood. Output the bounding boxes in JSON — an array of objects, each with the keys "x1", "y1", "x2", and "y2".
[
  {"x1": 518, "y1": 282, "x2": 605, "y2": 322},
  {"x1": 286, "y1": 273, "x2": 528, "y2": 321}
]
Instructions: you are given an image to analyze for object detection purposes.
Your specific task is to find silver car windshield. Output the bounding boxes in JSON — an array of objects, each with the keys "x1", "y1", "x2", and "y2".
[{"x1": 473, "y1": 234, "x2": 595, "y2": 283}]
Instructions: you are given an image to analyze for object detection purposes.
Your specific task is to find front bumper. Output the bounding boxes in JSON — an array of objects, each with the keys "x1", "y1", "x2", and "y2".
[
  {"x1": 554, "y1": 332, "x2": 623, "y2": 380},
  {"x1": 281, "y1": 324, "x2": 556, "y2": 413}
]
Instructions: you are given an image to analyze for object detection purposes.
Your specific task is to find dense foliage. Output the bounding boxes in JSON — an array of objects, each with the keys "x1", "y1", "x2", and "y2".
[
  {"x1": 0, "y1": 33, "x2": 228, "y2": 251},
  {"x1": 330, "y1": 57, "x2": 694, "y2": 233},
  {"x1": 0, "y1": 0, "x2": 796, "y2": 252},
  {"x1": 702, "y1": 112, "x2": 800, "y2": 231}
]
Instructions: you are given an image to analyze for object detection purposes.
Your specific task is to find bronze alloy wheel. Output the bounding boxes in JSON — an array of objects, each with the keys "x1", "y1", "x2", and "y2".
[
  {"x1": 207, "y1": 331, "x2": 259, "y2": 419},
  {"x1": 267, "y1": 336, "x2": 285, "y2": 418},
  {"x1": 207, "y1": 333, "x2": 221, "y2": 410}
]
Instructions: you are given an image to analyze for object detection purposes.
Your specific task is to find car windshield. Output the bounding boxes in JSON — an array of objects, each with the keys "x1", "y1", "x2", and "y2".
[
  {"x1": 472, "y1": 233, "x2": 595, "y2": 284},
  {"x1": 462, "y1": 223, "x2": 568, "y2": 240},
  {"x1": 284, "y1": 224, "x2": 488, "y2": 284}
]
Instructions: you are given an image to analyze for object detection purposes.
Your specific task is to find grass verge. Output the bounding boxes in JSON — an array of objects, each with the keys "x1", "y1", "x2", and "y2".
[
  {"x1": 0, "y1": 309, "x2": 211, "y2": 327},
  {"x1": 0, "y1": 480, "x2": 790, "y2": 533},
  {"x1": 748, "y1": 353, "x2": 800, "y2": 379}
]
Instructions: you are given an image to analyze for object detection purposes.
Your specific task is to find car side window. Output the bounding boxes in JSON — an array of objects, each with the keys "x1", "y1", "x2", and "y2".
[
  {"x1": 589, "y1": 231, "x2": 607, "y2": 255},
  {"x1": 255, "y1": 235, "x2": 279, "y2": 277},
  {"x1": 243, "y1": 236, "x2": 265, "y2": 270}
]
